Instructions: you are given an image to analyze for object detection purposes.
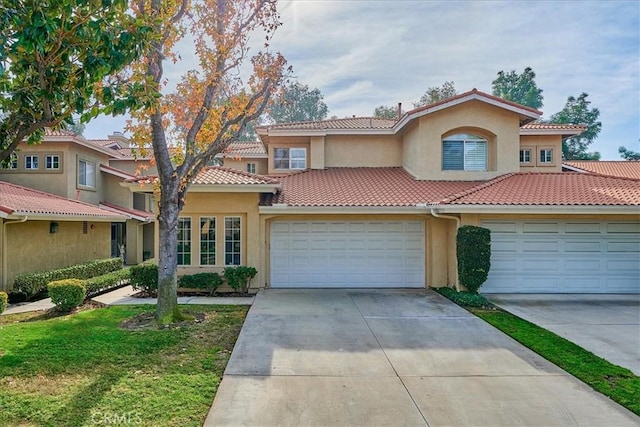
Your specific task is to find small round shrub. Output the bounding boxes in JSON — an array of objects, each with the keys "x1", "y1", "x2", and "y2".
[
  {"x1": 48, "y1": 279, "x2": 87, "y2": 311},
  {"x1": 178, "y1": 272, "x2": 223, "y2": 295},
  {"x1": 130, "y1": 263, "x2": 158, "y2": 295},
  {"x1": 223, "y1": 266, "x2": 257, "y2": 293},
  {"x1": 0, "y1": 291, "x2": 8, "y2": 314}
]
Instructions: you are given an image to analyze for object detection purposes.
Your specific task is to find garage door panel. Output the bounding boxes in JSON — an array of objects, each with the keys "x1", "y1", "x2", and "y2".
[
  {"x1": 482, "y1": 220, "x2": 640, "y2": 294},
  {"x1": 271, "y1": 220, "x2": 424, "y2": 288}
]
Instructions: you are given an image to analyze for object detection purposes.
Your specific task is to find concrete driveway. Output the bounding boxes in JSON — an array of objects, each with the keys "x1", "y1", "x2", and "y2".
[
  {"x1": 205, "y1": 289, "x2": 638, "y2": 426},
  {"x1": 489, "y1": 294, "x2": 640, "y2": 375}
]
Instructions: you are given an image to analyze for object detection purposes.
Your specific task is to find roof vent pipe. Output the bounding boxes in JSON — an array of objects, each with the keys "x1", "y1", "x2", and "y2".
[{"x1": 397, "y1": 102, "x2": 402, "y2": 120}]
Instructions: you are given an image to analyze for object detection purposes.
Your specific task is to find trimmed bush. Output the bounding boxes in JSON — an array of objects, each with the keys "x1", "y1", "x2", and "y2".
[
  {"x1": 223, "y1": 266, "x2": 257, "y2": 293},
  {"x1": 0, "y1": 291, "x2": 7, "y2": 314},
  {"x1": 130, "y1": 263, "x2": 158, "y2": 295},
  {"x1": 85, "y1": 269, "x2": 131, "y2": 297},
  {"x1": 13, "y1": 258, "x2": 122, "y2": 299},
  {"x1": 48, "y1": 279, "x2": 87, "y2": 311},
  {"x1": 178, "y1": 272, "x2": 223, "y2": 295},
  {"x1": 456, "y1": 225, "x2": 491, "y2": 293}
]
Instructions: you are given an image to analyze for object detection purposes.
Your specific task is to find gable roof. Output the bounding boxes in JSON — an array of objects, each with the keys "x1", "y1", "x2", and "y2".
[
  {"x1": 261, "y1": 117, "x2": 397, "y2": 132},
  {"x1": 0, "y1": 181, "x2": 126, "y2": 221},
  {"x1": 563, "y1": 161, "x2": 640, "y2": 180}
]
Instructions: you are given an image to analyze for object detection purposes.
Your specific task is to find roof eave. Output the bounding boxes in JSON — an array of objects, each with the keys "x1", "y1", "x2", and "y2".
[
  {"x1": 427, "y1": 205, "x2": 640, "y2": 215},
  {"x1": 520, "y1": 129, "x2": 584, "y2": 137},
  {"x1": 188, "y1": 183, "x2": 281, "y2": 193},
  {"x1": 259, "y1": 205, "x2": 429, "y2": 214},
  {"x1": 6, "y1": 212, "x2": 127, "y2": 222}
]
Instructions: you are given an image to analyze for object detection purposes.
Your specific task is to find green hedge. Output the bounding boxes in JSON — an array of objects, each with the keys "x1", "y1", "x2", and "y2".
[
  {"x1": 456, "y1": 226, "x2": 491, "y2": 293},
  {"x1": 48, "y1": 279, "x2": 87, "y2": 311},
  {"x1": 223, "y1": 266, "x2": 257, "y2": 293},
  {"x1": 130, "y1": 263, "x2": 158, "y2": 295},
  {"x1": 178, "y1": 272, "x2": 223, "y2": 295},
  {"x1": 13, "y1": 258, "x2": 122, "y2": 299},
  {"x1": 85, "y1": 269, "x2": 131, "y2": 297},
  {"x1": 0, "y1": 291, "x2": 7, "y2": 314}
]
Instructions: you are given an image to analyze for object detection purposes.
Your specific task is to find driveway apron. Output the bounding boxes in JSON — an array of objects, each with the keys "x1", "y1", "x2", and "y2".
[{"x1": 205, "y1": 289, "x2": 638, "y2": 426}]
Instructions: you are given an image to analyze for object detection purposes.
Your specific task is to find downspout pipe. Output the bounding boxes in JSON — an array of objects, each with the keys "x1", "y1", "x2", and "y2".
[
  {"x1": 429, "y1": 208, "x2": 461, "y2": 291},
  {"x1": 2, "y1": 215, "x2": 28, "y2": 291}
]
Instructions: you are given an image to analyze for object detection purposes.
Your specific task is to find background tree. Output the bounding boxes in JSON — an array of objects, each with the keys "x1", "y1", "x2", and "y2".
[
  {"x1": 0, "y1": 0, "x2": 147, "y2": 164},
  {"x1": 266, "y1": 81, "x2": 327, "y2": 123},
  {"x1": 126, "y1": 0, "x2": 288, "y2": 323},
  {"x1": 373, "y1": 105, "x2": 402, "y2": 120},
  {"x1": 491, "y1": 67, "x2": 543, "y2": 109},
  {"x1": 549, "y1": 93, "x2": 602, "y2": 160},
  {"x1": 413, "y1": 81, "x2": 457, "y2": 108},
  {"x1": 619, "y1": 144, "x2": 640, "y2": 160},
  {"x1": 64, "y1": 116, "x2": 86, "y2": 136}
]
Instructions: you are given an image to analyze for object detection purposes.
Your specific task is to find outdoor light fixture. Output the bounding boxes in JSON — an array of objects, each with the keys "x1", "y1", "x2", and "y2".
[{"x1": 49, "y1": 222, "x2": 59, "y2": 234}]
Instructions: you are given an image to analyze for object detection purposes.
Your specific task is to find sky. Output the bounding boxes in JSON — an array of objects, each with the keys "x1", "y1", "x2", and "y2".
[{"x1": 84, "y1": 0, "x2": 640, "y2": 160}]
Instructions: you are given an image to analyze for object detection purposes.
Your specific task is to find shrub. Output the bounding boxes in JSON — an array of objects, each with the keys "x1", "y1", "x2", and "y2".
[
  {"x1": 178, "y1": 272, "x2": 223, "y2": 295},
  {"x1": 223, "y1": 266, "x2": 257, "y2": 293},
  {"x1": 130, "y1": 263, "x2": 158, "y2": 295},
  {"x1": 0, "y1": 291, "x2": 7, "y2": 314},
  {"x1": 456, "y1": 225, "x2": 491, "y2": 293},
  {"x1": 84, "y1": 269, "x2": 131, "y2": 297},
  {"x1": 13, "y1": 258, "x2": 122, "y2": 299},
  {"x1": 48, "y1": 279, "x2": 87, "y2": 311},
  {"x1": 435, "y1": 287, "x2": 495, "y2": 309}
]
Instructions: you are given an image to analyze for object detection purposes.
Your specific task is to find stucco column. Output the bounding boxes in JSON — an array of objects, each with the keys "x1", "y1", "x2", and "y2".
[{"x1": 310, "y1": 136, "x2": 325, "y2": 169}]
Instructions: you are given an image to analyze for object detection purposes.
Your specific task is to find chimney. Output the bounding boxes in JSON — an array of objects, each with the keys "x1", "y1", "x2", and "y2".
[{"x1": 397, "y1": 102, "x2": 402, "y2": 120}]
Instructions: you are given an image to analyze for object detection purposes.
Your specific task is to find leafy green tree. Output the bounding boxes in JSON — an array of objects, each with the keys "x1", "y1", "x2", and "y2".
[
  {"x1": 549, "y1": 93, "x2": 602, "y2": 160},
  {"x1": 373, "y1": 105, "x2": 402, "y2": 120},
  {"x1": 619, "y1": 145, "x2": 640, "y2": 160},
  {"x1": 267, "y1": 81, "x2": 328, "y2": 124},
  {"x1": 491, "y1": 67, "x2": 543, "y2": 109},
  {"x1": 413, "y1": 81, "x2": 457, "y2": 108},
  {"x1": 0, "y1": 0, "x2": 148, "y2": 164},
  {"x1": 64, "y1": 116, "x2": 86, "y2": 136}
]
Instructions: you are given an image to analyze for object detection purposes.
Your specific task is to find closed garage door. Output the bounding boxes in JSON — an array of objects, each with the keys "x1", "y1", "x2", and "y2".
[
  {"x1": 270, "y1": 220, "x2": 424, "y2": 288},
  {"x1": 482, "y1": 220, "x2": 640, "y2": 293}
]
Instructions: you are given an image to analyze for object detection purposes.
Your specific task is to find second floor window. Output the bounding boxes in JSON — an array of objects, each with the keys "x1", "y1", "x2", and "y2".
[
  {"x1": 4, "y1": 152, "x2": 18, "y2": 169},
  {"x1": 247, "y1": 163, "x2": 256, "y2": 174},
  {"x1": 78, "y1": 159, "x2": 96, "y2": 188},
  {"x1": 25, "y1": 155, "x2": 39, "y2": 170},
  {"x1": 520, "y1": 149, "x2": 531, "y2": 164},
  {"x1": 442, "y1": 134, "x2": 487, "y2": 171},
  {"x1": 46, "y1": 155, "x2": 60, "y2": 170},
  {"x1": 540, "y1": 149, "x2": 553, "y2": 164},
  {"x1": 274, "y1": 147, "x2": 306, "y2": 170}
]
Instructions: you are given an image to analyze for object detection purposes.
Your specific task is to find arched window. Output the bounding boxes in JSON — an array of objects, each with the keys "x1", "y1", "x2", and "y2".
[{"x1": 442, "y1": 133, "x2": 487, "y2": 171}]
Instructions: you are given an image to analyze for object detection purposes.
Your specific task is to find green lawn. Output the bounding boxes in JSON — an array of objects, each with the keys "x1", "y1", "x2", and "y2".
[
  {"x1": 471, "y1": 308, "x2": 640, "y2": 416},
  {"x1": 0, "y1": 304, "x2": 248, "y2": 427}
]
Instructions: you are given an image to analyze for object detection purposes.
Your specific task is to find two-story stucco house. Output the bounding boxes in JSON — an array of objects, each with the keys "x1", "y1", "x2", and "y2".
[
  {"x1": 123, "y1": 89, "x2": 639, "y2": 294},
  {"x1": 0, "y1": 130, "x2": 156, "y2": 291}
]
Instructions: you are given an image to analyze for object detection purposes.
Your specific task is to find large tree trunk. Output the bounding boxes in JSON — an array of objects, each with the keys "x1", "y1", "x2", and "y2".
[{"x1": 155, "y1": 178, "x2": 180, "y2": 323}]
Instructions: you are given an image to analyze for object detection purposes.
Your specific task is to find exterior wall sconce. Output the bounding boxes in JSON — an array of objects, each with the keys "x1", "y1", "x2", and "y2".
[{"x1": 50, "y1": 222, "x2": 59, "y2": 234}]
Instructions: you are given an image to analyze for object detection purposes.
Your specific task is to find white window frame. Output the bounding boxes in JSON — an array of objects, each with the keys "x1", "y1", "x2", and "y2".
[
  {"x1": 224, "y1": 216, "x2": 242, "y2": 266},
  {"x1": 246, "y1": 163, "x2": 256, "y2": 174},
  {"x1": 177, "y1": 217, "x2": 192, "y2": 266},
  {"x1": 199, "y1": 217, "x2": 217, "y2": 266},
  {"x1": 46, "y1": 154, "x2": 60, "y2": 170},
  {"x1": 78, "y1": 159, "x2": 96, "y2": 188},
  {"x1": 520, "y1": 149, "x2": 531, "y2": 164},
  {"x1": 274, "y1": 147, "x2": 307, "y2": 170},
  {"x1": 25, "y1": 155, "x2": 39, "y2": 170},
  {"x1": 442, "y1": 134, "x2": 487, "y2": 171},
  {"x1": 540, "y1": 149, "x2": 553, "y2": 164}
]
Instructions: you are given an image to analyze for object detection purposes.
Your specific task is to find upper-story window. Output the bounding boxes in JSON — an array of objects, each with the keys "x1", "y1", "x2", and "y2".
[
  {"x1": 442, "y1": 134, "x2": 487, "y2": 171},
  {"x1": 3, "y1": 152, "x2": 18, "y2": 169},
  {"x1": 247, "y1": 163, "x2": 256, "y2": 174},
  {"x1": 46, "y1": 155, "x2": 60, "y2": 170},
  {"x1": 274, "y1": 147, "x2": 306, "y2": 170},
  {"x1": 25, "y1": 155, "x2": 39, "y2": 170},
  {"x1": 520, "y1": 149, "x2": 532, "y2": 164},
  {"x1": 78, "y1": 159, "x2": 96, "y2": 188},
  {"x1": 539, "y1": 149, "x2": 553, "y2": 164}
]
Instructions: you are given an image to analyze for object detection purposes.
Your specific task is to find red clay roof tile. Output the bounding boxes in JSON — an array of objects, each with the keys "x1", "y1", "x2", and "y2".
[{"x1": 563, "y1": 161, "x2": 640, "y2": 180}]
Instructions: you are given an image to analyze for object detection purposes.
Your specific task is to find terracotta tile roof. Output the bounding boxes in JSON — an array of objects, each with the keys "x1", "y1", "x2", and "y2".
[
  {"x1": 521, "y1": 123, "x2": 586, "y2": 131},
  {"x1": 266, "y1": 168, "x2": 481, "y2": 207},
  {"x1": 220, "y1": 141, "x2": 267, "y2": 157},
  {"x1": 100, "y1": 201, "x2": 154, "y2": 221},
  {"x1": 193, "y1": 166, "x2": 279, "y2": 185},
  {"x1": 444, "y1": 173, "x2": 640, "y2": 206},
  {"x1": 44, "y1": 128, "x2": 76, "y2": 137},
  {"x1": 563, "y1": 161, "x2": 640, "y2": 180},
  {"x1": 0, "y1": 181, "x2": 126, "y2": 219},
  {"x1": 258, "y1": 117, "x2": 397, "y2": 131}
]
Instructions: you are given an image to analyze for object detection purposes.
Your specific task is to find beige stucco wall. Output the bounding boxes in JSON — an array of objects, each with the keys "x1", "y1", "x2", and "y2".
[
  {"x1": 108, "y1": 159, "x2": 156, "y2": 175},
  {"x1": 103, "y1": 174, "x2": 134, "y2": 208},
  {"x1": 222, "y1": 158, "x2": 268, "y2": 175},
  {"x1": 172, "y1": 192, "x2": 262, "y2": 288},
  {"x1": 324, "y1": 135, "x2": 402, "y2": 168},
  {"x1": 2, "y1": 220, "x2": 111, "y2": 290},
  {"x1": 402, "y1": 100, "x2": 521, "y2": 180},
  {"x1": 519, "y1": 135, "x2": 563, "y2": 172}
]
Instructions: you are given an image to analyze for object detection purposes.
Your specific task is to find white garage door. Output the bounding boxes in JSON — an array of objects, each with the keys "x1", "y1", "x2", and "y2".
[
  {"x1": 482, "y1": 220, "x2": 640, "y2": 293},
  {"x1": 270, "y1": 220, "x2": 425, "y2": 288}
]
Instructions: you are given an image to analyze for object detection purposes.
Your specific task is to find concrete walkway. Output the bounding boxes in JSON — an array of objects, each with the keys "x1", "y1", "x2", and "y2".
[
  {"x1": 1, "y1": 285, "x2": 253, "y2": 316},
  {"x1": 205, "y1": 289, "x2": 639, "y2": 427},
  {"x1": 489, "y1": 294, "x2": 640, "y2": 375}
]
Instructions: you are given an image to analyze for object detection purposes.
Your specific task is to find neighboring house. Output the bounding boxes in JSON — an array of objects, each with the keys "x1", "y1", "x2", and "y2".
[
  {"x1": 0, "y1": 130, "x2": 156, "y2": 290},
  {"x1": 0, "y1": 181, "x2": 126, "y2": 290},
  {"x1": 215, "y1": 141, "x2": 268, "y2": 175},
  {"x1": 122, "y1": 89, "x2": 639, "y2": 294}
]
